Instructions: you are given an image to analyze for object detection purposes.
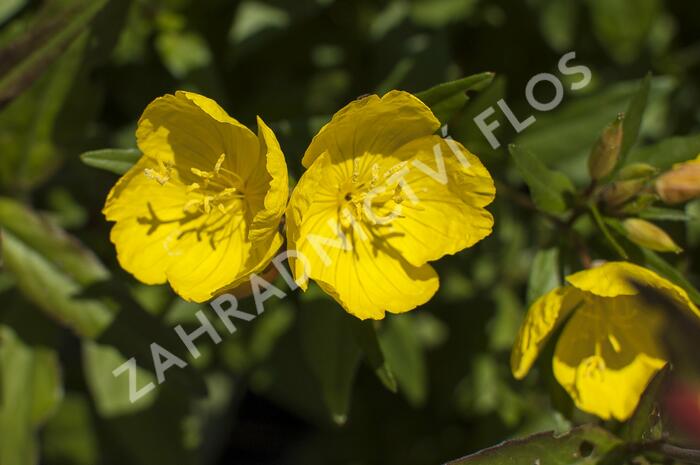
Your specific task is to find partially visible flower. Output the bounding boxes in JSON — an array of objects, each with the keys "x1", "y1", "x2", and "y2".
[
  {"x1": 623, "y1": 218, "x2": 682, "y2": 254},
  {"x1": 286, "y1": 90, "x2": 495, "y2": 319},
  {"x1": 511, "y1": 261, "x2": 700, "y2": 421},
  {"x1": 103, "y1": 91, "x2": 288, "y2": 302},
  {"x1": 655, "y1": 155, "x2": 700, "y2": 205}
]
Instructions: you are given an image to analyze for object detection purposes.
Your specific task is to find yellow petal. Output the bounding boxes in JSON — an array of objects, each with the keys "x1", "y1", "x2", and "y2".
[
  {"x1": 566, "y1": 261, "x2": 700, "y2": 319},
  {"x1": 301, "y1": 90, "x2": 440, "y2": 168},
  {"x1": 103, "y1": 155, "x2": 188, "y2": 285},
  {"x1": 286, "y1": 153, "x2": 333, "y2": 289},
  {"x1": 164, "y1": 208, "x2": 252, "y2": 301},
  {"x1": 376, "y1": 136, "x2": 495, "y2": 266},
  {"x1": 298, "y1": 221, "x2": 439, "y2": 319},
  {"x1": 248, "y1": 116, "x2": 289, "y2": 242},
  {"x1": 553, "y1": 296, "x2": 667, "y2": 421},
  {"x1": 510, "y1": 286, "x2": 582, "y2": 379},
  {"x1": 136, "y1": 91, "x2": 261, "y2": 181},
  {"x1": 104, "y1": 156, "x2": 275, "y2": 302}
]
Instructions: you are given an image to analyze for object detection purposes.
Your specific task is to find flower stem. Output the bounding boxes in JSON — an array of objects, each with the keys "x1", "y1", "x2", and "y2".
[{"x1": 589, "y1": 201, "x2": 629, "y2": 259}]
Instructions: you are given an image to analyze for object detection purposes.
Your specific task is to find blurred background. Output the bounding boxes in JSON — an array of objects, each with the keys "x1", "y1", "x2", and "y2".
[{"x1": 1, "y1": 0, "x2": 700, "y2": 464}]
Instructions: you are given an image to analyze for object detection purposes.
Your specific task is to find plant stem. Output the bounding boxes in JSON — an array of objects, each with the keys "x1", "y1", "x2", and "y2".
[
  {"x1": 589, "y1": 201, "x2": 629, "y2": 259},
  {"x1": 657, "y1": 443, "x2": 700, "y2": 464}
]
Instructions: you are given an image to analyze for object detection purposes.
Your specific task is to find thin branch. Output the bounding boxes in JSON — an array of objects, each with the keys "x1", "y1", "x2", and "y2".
[{"x1": 657, "y1": 443, "x2": 700, "y2": 464}]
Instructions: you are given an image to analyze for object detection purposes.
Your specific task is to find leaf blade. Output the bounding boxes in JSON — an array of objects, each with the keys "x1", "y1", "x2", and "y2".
[
  {"x1": 80, "y1": 148, "x2": 141, "y2": 175},
  {"x1": 509, "y1": 144, "x2": 575, "y2": 214}
]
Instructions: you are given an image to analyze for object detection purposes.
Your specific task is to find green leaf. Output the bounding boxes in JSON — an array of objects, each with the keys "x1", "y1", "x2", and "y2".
[
  {"x1": 42, "y1": 394, "x2": 98, "y2": 465},
  {"x1": 588, "y1": 0, "x2": 659, "y2": 64},
  {"x1": 509, "y1": 144, "x2": 575, "y2": 214},
  {"x1": 446, "y1": 424, "x2": 622, "y2": 465},
  {"x1": 687, "y1": 200, "x2": 700, "y2": 248},
  {"x1": 638, "y1": 207, "x2": 693, "y2": 222},
  {"x1": 299, "y1": 301, "x2": 361, "y2": 425},
  {"x1": 0, "y1": 0, "x2": 108, "y2": 107},
  {"x1": 0, "y1": 0, "x2": 27, "y2": 24},
  {"x1": 0, "y1": 324, "x2": 63, "y2": 465},
  {"x1": 83, "y1": 341, "x2": 157, "y2": 417},
  {"x1": 80, "y1": 148, "x2": 141, "y2": 175},
  {"x1": 619, "y1": 74, "x2": 651, "y2": 164},
  {"x1": 0, "y1": 198, "x2": 206, "y2": 397},
  {"x1": 454, "y1": 75, "x2": 506, "y2": 156},
  {"x1": 628, "y1": 133, "x2": 700, "y2": 170},
  {"x1": 379, "y1": 315, "x2": 427, "y2": 407},
  {"x1": 416, "y1": 72, "x2": 495, "y2": 124},
  {"x1": 0, "y1": 32, "x2": 87, "y2": 191},
  {"x1": 349, "y1": 319, "x2": 397, "y2": 393},
  {"x1": 1, "y1": 222, "x2": 115, "y2": 338},
  {"x1": 0, "y1": 198, "x2": 113, "y2": 337},
  {"x1": 622, "y1": 365, "x2": 668, "y2": 442},
  {"x1": 97, "y1": 379, "x2": 197, "y2": 465},
  {"x1": 538, "y1": 0, "x2": 578, "y2": 51},
  {"x1": 516, "y1": 80, "x2": 645, "y2": 165},
  {"x1": 0, "y1": 197, "x2": 108, "y2": 284},
  {"x1": 527, "y1": 247, "x2": 561, "y2": 305}
]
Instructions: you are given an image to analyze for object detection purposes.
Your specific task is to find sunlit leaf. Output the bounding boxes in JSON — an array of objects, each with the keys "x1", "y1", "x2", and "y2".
[
  {"x1": 416, "y1": 72, "x2": 495, "y2": 124},
  {"x1": 83, "y1": 341, "x2": 158, "y2": 417}
]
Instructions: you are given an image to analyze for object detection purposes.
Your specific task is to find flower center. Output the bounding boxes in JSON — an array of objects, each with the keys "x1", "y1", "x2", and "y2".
[
  {"x1": 181, "y1": 154, "x2": 245, "y2": 214},
  {"x1": 337, "y1": 160, "x2": 414, "y2": 231}
]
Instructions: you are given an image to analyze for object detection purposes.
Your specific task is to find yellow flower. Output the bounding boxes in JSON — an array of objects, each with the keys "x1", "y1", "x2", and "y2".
[
  {"x1": 103, "y1": 91, "x2": 288, "y2": 302},
  {"x1": 511, "y1": 261, "x2": 700, "y2": 421},
  {"x1": 286, "y1": 90, "x2": 495, "y2": 319}
]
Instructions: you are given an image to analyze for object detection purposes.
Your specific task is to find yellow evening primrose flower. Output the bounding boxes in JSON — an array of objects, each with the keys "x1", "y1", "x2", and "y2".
[
  {"x1": 511, "y1": 261, "x2": 700, "y2": 421},
  {"x1": 286, "y1": 90, "x2": 495, "y2": 319},
  {"x1": 103, "y1": 91, "x2": 288, "y2": 302}
]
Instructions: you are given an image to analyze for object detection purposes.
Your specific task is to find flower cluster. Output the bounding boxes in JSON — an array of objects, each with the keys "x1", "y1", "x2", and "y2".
[
  {"x1": 104, "y1": 89, "x2": 700, "y2": 423},
  {"x1": 104, "y1": 90, "x2": 495, "y2": 317}
]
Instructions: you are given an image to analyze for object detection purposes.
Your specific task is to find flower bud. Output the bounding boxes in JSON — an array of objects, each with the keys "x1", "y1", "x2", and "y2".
[
  {"x1": 655, "y1": 157, "x2": 700, "y2": 205},
  {"x1": 600, "y1": 178, "x2": 647, "y2": 208},
  {"x1": 618, "y1": 162, "x2": 657, "y2": 181},
  {"x1": 623, "y1": 218, "x2": 682, "y2": 253},
  {"x1": 589, "y1": 114, "x2": 624, "y2": 181}
]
